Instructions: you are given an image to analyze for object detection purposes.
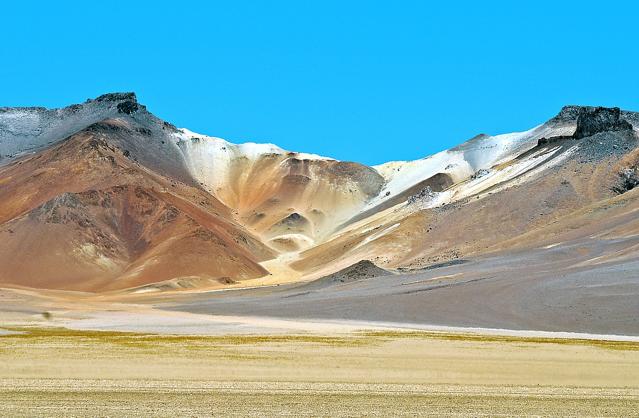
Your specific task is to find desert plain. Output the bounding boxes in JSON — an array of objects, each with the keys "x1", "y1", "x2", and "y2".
[{"x1": 1, "y1": 284, "x2": 639, "y2": 417}]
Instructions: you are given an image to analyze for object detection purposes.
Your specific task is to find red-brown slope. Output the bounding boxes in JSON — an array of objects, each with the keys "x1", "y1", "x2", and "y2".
[
  {"x1": 0, "y1": 186, "x2": 270, "y2": 291},
  {"x1": 0, "y1": 120, "x2": 275, "y2": 291}
]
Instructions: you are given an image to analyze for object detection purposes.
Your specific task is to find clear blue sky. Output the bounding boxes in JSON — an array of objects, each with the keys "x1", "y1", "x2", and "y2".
[{"x1": 2, "y1": 1, "x2": 638, "y2": 165}]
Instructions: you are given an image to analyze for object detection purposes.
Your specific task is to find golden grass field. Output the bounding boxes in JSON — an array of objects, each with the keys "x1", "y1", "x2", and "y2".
[{"x1": 1, "y1": 327, "x2": 639, "y2": 416}]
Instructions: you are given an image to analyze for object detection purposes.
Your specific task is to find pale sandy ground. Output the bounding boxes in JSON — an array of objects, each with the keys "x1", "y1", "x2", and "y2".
[
  {"x1": 3, "y1": 287, "x2": 639, "y2": 416},
  {"x1": 1, "y1": 326, "x2": 639, "y2": 416},
  {"x1": 4, "y1": 286, "x2": 639, "y2": 341},
  {"x1": 58, "y1": 311, "x2": 639, "y2": 341}
]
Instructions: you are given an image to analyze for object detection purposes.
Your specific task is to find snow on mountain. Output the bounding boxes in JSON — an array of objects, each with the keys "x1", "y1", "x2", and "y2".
[
  {"x1": 177, "y1": 128, "x2": 333, "y2": 162},
  {"x1": 366, "y1": 120, "x2": 579, "y2": 212},
  {"x1": 0, "y1": 92, "x2": 589, "y2": 245},
  {"x1": 174, "y1": 128, "x2": 338, "y2": 203},
  {"x1": 173, "y1": 113, "x2": 581, "y2": 225},
  {"x1": 0, "y1": 95, "x2": 616, "y2": 221},
  {"x1": 175, "y1": 128, "x2": 334, "y2": 193}
]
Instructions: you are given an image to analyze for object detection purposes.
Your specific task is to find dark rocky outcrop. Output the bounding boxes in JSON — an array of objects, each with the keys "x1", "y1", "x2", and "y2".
[
  {"x1": 408, "y1": 186, "x2": 435, "y2": 204},
  {"x1": 539, "y1": 106, "x2": 634, "y2": 146},
  {"x1": 304, "y1": 260, "x2": 392, "y2": 289},
  {"x1": 117, "y1": 100, "x2": 139, "y2": 115},
  {"x1": 613, "y1": 168, "x2": 639, "y2": 194},
  {"x1": 573, "y1": 107, "x2": 633, "y2": 139},
  {"x1": 537, "y1": 135, "x2": 572, "y2": 146},
  {"x1": 93, "y1": 92, "x2": 137, "y2": 103},
  {"x1": 550, "y1": 105, "x2": 584, "y2": 123},
  {"x1": 276, "y1": 212, "x2": 309, "y2": 228}
]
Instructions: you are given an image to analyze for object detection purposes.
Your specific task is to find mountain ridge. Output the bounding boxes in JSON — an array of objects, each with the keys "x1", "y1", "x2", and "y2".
[
  {"x1": 1, "y1": 93, "x2": 638, "y2": 292},
  {"x1": 4, "y1": 92, "x2": 637, "y2": 169}
]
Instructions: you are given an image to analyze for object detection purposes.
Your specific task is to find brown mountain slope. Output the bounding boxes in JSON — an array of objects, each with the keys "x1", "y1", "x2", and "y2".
[
  {"x1": 0, "y1": 186, "x2": 270, "y2": 291},
  {"x1": 0, "y1": 120, "x2": 275, "y2": 291}
]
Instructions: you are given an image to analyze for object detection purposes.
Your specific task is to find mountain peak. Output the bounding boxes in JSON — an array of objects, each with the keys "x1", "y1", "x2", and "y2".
[
  {"x1": 551, "y1": 104, "x2": 635, "y2": 124},
  {"x1": 552, "y1": 105, "x2": 589, "y2": 122},
  {"x1": 89, "y1": 92, "x2": 139, "y2": 115},
  {"x1": 91, "y1": 92, "x2": 137, "y2": 103},
  {"x1": 0, "y1": 92, "x2": 146, "y2": 163}
]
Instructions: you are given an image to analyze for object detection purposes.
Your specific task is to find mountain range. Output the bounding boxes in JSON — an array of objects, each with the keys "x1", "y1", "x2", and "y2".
[{"x1": 1, "y1": 93, "x2": 638, "y2": 294}]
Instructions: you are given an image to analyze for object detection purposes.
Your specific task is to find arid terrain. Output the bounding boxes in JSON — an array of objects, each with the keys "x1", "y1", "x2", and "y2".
[
  {"x1": 1, "y1": 326, "x2": 639, "y2": 416},
  {"x1": 3, "y1": 94, "x2": 639, "y2": 294},
  {"x1": 2, "y1": 94, "x2": 639, "y2": 415}
]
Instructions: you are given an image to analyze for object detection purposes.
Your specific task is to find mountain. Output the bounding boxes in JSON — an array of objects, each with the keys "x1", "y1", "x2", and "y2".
[{"x1": 1, "y1": 93, "x2": 638, "y2": 292}]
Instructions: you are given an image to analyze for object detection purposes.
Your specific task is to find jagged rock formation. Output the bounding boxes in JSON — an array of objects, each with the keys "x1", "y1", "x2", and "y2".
[
  {"x1": 573, "y1": 106, "x2": 633, "y2": 139},
  {"x1": 539, "y1": 106, "x2": 635, "y2": 145}
]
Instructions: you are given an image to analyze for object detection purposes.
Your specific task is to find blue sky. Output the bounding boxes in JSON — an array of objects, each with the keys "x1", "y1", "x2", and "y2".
[{"x1": 2, "y1": 1, "x2": 638, "y2": 165}]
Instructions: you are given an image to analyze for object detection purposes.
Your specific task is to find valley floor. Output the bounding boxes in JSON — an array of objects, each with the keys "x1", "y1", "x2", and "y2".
[
  {"x1": 1, "y1": 327, "x2": 639, "y2": 416},
  {"x1": 2, "y1": 234, "x2": 639, "y2": 416},
  {"x1": 131, "y1": 235, "x2": 639, "y2": 336}
]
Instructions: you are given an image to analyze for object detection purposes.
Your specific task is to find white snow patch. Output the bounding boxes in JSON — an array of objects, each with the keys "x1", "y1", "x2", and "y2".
[
  {"x1": 178, "y1": 128, "x2": 333, "y2": 161},
  {"x1": 365, "y1": 123, "x2": 577, "y2": 213},
  {"x1": 175, "y1": 128, "x2": 335, "y2": 203}
]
